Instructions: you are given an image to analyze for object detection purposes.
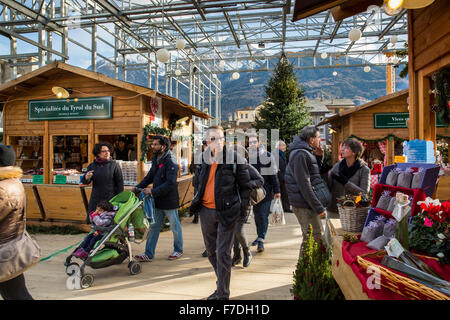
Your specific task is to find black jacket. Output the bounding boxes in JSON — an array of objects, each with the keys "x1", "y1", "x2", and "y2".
[
  {"x1": 248, "y1": 147, "x2": 280, "y2": 203},
  {"x1": 190, "y1": 147, "x2": 251, "y2": 227},
  {"x1": 284, "y1": 135, "x2": 328, "y2": 214},
  {"x1": 82, "y1": 159, "x2": 124, "y2": 215},
  {"x1": 136, "y1": 151, "x2": 179, "y2": 210},
  {"x1": 278, "y1": 149, "x2": 287, "y2": 183}
]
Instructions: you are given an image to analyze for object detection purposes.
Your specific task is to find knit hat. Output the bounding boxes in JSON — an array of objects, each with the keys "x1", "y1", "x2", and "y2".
[{"x1": 0, "y1": 144, "x2": 16, "y2": 167}]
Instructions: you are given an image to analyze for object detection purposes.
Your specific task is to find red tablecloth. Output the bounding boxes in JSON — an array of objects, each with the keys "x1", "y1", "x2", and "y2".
[{"x1": 341, "y1": 240, "x2": 450, "y2": 300}]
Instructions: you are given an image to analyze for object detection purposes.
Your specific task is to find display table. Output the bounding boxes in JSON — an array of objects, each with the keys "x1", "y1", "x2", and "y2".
[{"x1": 329, "y1": 218, "x2": 450, "y2": 300}]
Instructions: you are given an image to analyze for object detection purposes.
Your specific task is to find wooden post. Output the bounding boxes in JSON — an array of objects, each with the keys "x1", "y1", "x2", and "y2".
[
  {"x1": 386, "y1": 137, "x2": 395, "y2": 165},
  {"x1": 88, "y1": 120, "x2": 94, "y2": 164},
  {"x1": 44, "y1": 121, "x2": 49, "y2": 184},
  {"x1": 408, "y1": 10, "x2": 418, "y2": 140},
  {"x1": 138, "y1": 95, "x2": 146, "y2": 182}
]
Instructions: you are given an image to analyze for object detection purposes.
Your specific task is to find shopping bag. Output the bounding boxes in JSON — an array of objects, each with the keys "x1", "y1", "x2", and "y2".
[{"x1": 270, "y1": 198, "x2": 286, "y2": 225}]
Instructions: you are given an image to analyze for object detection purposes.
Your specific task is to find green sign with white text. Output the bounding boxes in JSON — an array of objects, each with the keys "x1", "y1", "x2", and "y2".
[
  {"x1": 374, "y1": 112, "x2": 447, "y2": 128},
  {"x1": 29, "y1": 97, "x2": 112, "y2": 121}
]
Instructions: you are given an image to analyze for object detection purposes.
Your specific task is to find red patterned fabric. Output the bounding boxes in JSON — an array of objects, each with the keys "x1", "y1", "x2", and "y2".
[
  {"x1": 341, "y1": 240, "x2": 450, "y2": 300},
  {"x1": 370, "y1": 175, "x2": 379, "y2": 190}
]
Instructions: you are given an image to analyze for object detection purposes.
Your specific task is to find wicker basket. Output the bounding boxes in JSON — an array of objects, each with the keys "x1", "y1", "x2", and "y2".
[
  {"x1": 337, "y1": 205, "x2": 369, "y2": 232},
  {"x1": 357, "y1": 250, "x2": 450, "y2": 300}
]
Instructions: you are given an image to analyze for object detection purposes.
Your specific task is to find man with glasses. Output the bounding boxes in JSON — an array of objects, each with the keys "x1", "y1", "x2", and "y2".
[
  {"x1": 190, "y1": 126, "x2": 251, "y2": 300},
  {"x1": 247, "y1": 134, "x2": 281, "y2": 253},
  {"x1": 133, "y1": 135, "x2": 183, "y2": 262},
  {"x1": 284, "y1": 126, "x2": 329, "y2": 256}
]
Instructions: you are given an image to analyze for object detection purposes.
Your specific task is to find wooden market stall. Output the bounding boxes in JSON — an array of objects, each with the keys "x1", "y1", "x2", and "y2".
[{"x1": 0, "y1": 61, "x2": 209, "y2": 227}]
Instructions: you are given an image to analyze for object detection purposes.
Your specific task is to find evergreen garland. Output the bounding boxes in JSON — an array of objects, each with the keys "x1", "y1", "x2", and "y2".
[
  {"x1": 348, "y1": 134, "x2": 407, "y2": 143},
  {"x1": 291, "y1": 226, "x2": 344, "y2": 300},
  {"x1": 140, "y1": 124, "x2": 172, "y2": 161}
]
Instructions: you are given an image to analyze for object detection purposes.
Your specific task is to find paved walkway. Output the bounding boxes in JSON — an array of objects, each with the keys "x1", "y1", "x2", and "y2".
[{"x1": 21, "y1": 212, "x2": 304, "y2": 300}]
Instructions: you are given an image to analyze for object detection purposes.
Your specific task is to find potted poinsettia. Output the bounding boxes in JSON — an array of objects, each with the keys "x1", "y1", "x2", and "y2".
[{"x1": 408, "y1": 197, "x2": 450, "y2": 264}]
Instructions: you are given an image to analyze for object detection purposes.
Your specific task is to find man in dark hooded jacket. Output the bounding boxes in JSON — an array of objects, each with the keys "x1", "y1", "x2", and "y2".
[{"x1": 284, "y1": 126, "x2": 329, "y2": 256}]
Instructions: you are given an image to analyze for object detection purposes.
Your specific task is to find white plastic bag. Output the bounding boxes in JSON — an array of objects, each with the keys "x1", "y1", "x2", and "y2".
[{"x1": 270, "y1": 198, "x2": 286, "y2": 225}]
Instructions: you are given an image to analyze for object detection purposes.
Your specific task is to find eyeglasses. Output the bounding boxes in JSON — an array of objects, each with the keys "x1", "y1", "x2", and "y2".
[
  {"x1": 209, "y1": 136, "x2": 224, "y2": 142},
  {"x1": 249, "y1": 140, "x2": 258, "y2": 145}
]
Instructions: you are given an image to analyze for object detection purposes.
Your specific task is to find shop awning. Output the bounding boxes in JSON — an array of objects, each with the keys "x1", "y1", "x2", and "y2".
[{"x1": 0, "y1": 61, "x2": 210, "y2": 120}]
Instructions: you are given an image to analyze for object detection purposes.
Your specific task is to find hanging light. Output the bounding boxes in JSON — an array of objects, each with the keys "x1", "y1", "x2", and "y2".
[
  {"x1": 402, "y1": 0, "x2": 435, "y2": 9},
  {"x1": 232, "y1": 72, "x2": 240, "y2": 80},
  {"x1": 52, "y1": 86, "x2": 71, "y2": 99},
  {"x1": 175, "y1": 39, "x2": 186, "y2": 50},
  {"x1": 320, "y1": 52, "x2": 328, "y2": 59},
  {"x1": 156, "y1": 48, "x2": 170, "y2": 63},
  {"x1": 383, "y1": 1, "x2": 403, "y2": 15},
  {"x1": 219, "y1": 60, "x2": 226, "y2": 68},
  {"x1": 249, "y1": 78, "x2": 254, "y2": 84},
  {"x1": 364, "y1": 66, "x2": 371, "y2": 72},
  {"x1": 390, "y1": 35, "x2": 398, "y2": 45},
  {"x1": 392, "y1": 56, "x2": 399, "y2": 64},
  {"x1": 333, "y1": 71, "x2": 338, "y2": 76},
  {"x1": 348, "y1": 28, "x2": 362, "y2": 42},
  {"x1": 175, "y1": 69, "x2": 181, "y2": 76},
  {"x1": 386, "y1": 0, "x2": 404, "y2": 10}
]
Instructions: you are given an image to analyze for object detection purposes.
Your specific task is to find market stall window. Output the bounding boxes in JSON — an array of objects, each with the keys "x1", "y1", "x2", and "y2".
[
  {"x1": 98, "y1": 134, "x2": 138, "y2": 186},
  {"x1": 52, "y1": 135, "x2": 88, "y2": 184},
  {"x1": 9, "y1": 136, "x2": 43, "y2": 183}
]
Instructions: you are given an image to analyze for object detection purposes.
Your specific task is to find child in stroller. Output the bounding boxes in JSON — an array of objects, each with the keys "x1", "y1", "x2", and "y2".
[{"x1": 73, "y1": 200, "x2": 118, "y2": 259}]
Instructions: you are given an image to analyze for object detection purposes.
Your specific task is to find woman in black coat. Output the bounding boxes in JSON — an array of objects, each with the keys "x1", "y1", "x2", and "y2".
[{"x1": 81, "y1": 142, "x2": 124, "y2": 223}]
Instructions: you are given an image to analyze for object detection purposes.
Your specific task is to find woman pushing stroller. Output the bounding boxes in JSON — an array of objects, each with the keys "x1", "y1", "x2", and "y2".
[{"x1": 73, "y1": 200, "x2": 118, "y2": 259}]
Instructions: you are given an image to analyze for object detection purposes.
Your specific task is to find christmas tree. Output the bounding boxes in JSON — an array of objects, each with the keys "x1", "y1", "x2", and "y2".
[{"x1": 254, "y1": 53, "x2": 311, "y2": 146}]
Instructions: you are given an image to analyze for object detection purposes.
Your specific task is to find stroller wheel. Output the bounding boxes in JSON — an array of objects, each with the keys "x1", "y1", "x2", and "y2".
[
  {"x1": 128, "y1": 261, "x2": 142, "y2": 275},
  {"x1": 66, "y1": 262, "x2": 80, "y2": 276},
  {"x1": 80, "y1": 274, "x2": 94, "y2": 289}
]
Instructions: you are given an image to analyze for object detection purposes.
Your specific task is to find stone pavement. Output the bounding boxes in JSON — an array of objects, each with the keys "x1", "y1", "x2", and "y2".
[{"x1": 21, "y1": 212, "x2": 304, "y2": 300}]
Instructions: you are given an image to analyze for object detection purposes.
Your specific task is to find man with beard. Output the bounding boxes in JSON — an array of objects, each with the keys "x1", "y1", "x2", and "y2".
[{"x1": 133, "y1": 135, "x2": 183, "y2": 262}]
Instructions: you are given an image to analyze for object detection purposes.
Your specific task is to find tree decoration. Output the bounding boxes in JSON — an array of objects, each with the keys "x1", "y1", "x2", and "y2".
[{"x1": 253, "y1": 52, "x2": 311, "y2": 145}]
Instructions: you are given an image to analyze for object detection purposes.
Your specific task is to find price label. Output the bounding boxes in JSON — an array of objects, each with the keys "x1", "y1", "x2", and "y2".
[
  {"x1": 394, "y1": 156, "x2": 406, "y2": 163},
  {"x1": 54, "y1": 175, "x2": 67, "y2": 184},
  {"x1": 32, "y1": 175, "x2": 44, "y2": 184}
]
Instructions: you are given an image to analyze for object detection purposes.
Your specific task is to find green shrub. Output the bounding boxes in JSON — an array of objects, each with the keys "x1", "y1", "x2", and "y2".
[{"x1": 291, "y1": 225, "x2": 344, "y2": 300}]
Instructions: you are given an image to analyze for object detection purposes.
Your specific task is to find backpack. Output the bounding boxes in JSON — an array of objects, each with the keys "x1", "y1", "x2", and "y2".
[{"x1": 233, "y1": 163, "x2": 266, "y2": 206}]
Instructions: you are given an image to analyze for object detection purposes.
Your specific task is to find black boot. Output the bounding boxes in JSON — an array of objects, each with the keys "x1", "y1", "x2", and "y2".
[
  {"x1": 192, "y1": 214, "x2": 199, "y2": 224},
  {"x1": 232, "y1": 250, "x2": 242, "y2": 266},
  {"x1": 243, "y1": 247, "x2": 252, "y2": 268}
]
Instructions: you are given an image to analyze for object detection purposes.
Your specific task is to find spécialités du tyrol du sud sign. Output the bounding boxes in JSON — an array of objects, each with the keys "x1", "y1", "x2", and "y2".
[{"x1": 28, "y1": 96, "x2": 112, "y2": 121}]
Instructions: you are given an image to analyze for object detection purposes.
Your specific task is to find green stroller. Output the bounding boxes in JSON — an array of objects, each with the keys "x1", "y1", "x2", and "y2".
[{"x1": 64, "y1": 190, "x2": 149, "y2": 289}]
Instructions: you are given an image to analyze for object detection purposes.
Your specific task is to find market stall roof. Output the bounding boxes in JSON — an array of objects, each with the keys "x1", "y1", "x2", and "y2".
[
  {"x1": 0, "y1": 61, "x2": 210, "y2": 120},
  {"x1": 318, "y1": 89, "x2": 409, "y2": 125}
]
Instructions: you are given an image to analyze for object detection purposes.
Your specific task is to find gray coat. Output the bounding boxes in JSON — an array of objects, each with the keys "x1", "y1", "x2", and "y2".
[{"x1": 327, "y1": 159, "x2": 370, "y2": 213}]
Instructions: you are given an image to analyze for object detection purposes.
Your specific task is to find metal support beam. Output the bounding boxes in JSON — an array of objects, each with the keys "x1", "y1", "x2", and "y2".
[
  {"x1": 223, "y1": 11, "x2": 240, "y2": 48},
  {"x1": 0, "y1": 25, "x2": 68, "y2": 59},
  {"x1": 378, "y1": 9, "x2": 407, "y2": 40},
  {"x1": 0, "y1": 0, "x2": 64, "y2": 33},
  {"x1": 191, "y1": 0, "x2": 207, "y2": 21}
]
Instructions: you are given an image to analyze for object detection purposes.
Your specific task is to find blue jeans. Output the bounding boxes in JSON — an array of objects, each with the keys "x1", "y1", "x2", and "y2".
[
  {"x1": 145, "y1": 208, "x2": 183, "y2": 258},
  {"x1": 253, "y1": 199, "x2": 272, "y2": 242}
]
